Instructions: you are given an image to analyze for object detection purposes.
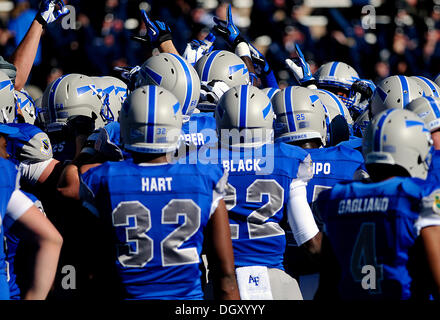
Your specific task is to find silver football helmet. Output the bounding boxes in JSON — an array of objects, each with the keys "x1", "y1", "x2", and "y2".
[
  {"x1": 15, "y1": 90, "x2": 37, "y2": 124},
  {"x1": 136, "y1": 53, "x2": 200, "y2": 116},
  {"x1": 272, "y1": 86, "x2": 328, "y2": 146},
  {"x1": 363, "y1": 108, "x2": 432, "y2": 179},
  {"x1": 194, "y1": 50, "x2": 250, "y2": 89},
  {"x1": 370, "y1": 75, "x2": 423, "y2": 117},
  {"x1": 261, "y1": 87, "x2": 281, "y2": 101},
  {"x1": 0, "y1": 70, "x2": 16, "y2": 123},
  {"x1": 40, "y1": 74, "x2": 106, "y2": 132},
  {"x1": 119, "y1": 85, "x2": 182, "y2": 153},
  {"x1": 315, "y1": 89, "x2": 353, "y2": 125},
  {"x1": 410, "y1": 76, "x2": 440, "y2": 98},
  {"x1": 314, "y1": 61, "x2": 360, "y2": 109},
  {"x1": 405, "y1": 96, "x2": 440, "y2": 133},
  {"x1": 92, "y1": 76, "x2": 128, "y2": 122},
  {"x1": 215, "y1": 85, "x2": 274, "y2": 147}
]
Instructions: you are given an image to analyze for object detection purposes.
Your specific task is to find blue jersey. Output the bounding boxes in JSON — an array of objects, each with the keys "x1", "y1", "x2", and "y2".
[
  {"x1": 316, "y1": 177, "x2": 440, "y2": 300},
  {"x1": 0, "y1": 159, "x2": 20, "y2": 300},
  {"x1": 218, "y1": 142, "x2": 311, "y2": 270},
  {"x1": 81, "y1": 158, "x2": 226, "y2": 300},
  {"x1": 180, "y1": 113, "x2": 217, "y2": 148},
  {"x1": 337, "y1": 135, "x2": 363, "y2": 152},
  {"x1": 427, "y1": 150, "x2": 440, "y2": 183},
  {"x1": 306, "y1": 144, "x2": 365, "y2": 205}
]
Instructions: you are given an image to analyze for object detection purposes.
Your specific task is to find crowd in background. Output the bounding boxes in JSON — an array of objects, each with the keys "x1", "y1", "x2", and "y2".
[{"x1": 0, "y1": 0, "x2": 438, "y2": 97}]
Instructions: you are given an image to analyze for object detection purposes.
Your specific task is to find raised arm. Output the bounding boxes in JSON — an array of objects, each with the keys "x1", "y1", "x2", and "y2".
[{"x1": 10, "y1": 0, "x2": 69, "y2": 90}]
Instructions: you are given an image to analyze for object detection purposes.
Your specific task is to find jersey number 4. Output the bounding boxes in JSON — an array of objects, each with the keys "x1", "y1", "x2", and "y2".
[{"x1": 112, "y1": 200, "x2": 201, "y2": 268}]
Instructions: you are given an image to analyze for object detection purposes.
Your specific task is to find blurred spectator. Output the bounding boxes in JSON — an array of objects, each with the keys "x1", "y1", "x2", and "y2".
[{"x1": 0, "y1": 0, "x2": 439, "y2": 92}]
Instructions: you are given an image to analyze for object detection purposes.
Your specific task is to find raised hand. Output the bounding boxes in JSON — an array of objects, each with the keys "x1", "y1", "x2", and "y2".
[
  {"x1": 37, "y1": 0, "x2": 70, "y2": 26},
  {"x1": 285, "y1": 43, "x2": 314, "y2": 85},
  {"x1": 212, "y1": 4, "x2": 243, "y2": 48},
  {"x1": 139, "y1": 9, "x2": 172, "y2": 45}
]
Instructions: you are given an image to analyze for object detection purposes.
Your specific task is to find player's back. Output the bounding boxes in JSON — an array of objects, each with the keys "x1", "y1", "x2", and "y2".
[
  {"x1": 81, "y1": 158, "x2": 225, "y2": 300},
  {"x1": 316, "y1": 176, "x2": 429, "y2": 300},
  {"x1": 220, "y1": 142, "x2": 310, "y2": 270},
  {"x1": 307, "y1": 144, "x2": 365, "y2": 204}
]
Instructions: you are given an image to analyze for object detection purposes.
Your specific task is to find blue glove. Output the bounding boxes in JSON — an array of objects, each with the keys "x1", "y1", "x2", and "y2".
[
  {"x1": 213, "y1": 4, "x2": 244, "y2": 48},
  {"x1": 285, "y1": 43, "x2": 315, "y2": 85},
  {"x1": 249, "y1": 43, "x2": 270, "y2": 76},
  {"x1": 139, "y1": 9, "x2": 172, "y2": 45},
  {"x1": 36, "y1": 0, "x2": 70, "y2": 27}
]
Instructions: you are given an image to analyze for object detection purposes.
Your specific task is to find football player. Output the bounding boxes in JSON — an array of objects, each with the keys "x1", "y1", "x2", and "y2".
[
  {"x1": 315, "y1": 108, "x2": 440, "y2": 299},
  {"x1": 213, "y1": 84, "x2": 321, "y2": 299},
  {"x1": 60, "y1": 85, "x2": 239, "y2": 300},
  {"x1": 0, "y1": 124, "x2": 63, "y2": 300},
  {"x1": 272, "y1": 85, "x2": 367, "y2": 298}
]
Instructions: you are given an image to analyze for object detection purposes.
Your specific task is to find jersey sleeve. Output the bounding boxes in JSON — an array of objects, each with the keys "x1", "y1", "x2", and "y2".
[
  {"x1": 6, "y1": 189, "x2": 34, "y2": 221},
  {"x1": 18, "y1": 159, "x2": 54, "y2": 185},
  {"x1": 296, "y1": 153, "x2": 314, "y2": 183},
  {"x1": 415, "y1": 188, "x2": 440, "y2": 234},
  {"x1": 287, "y1": 178, "x2": 319, "y2": 246}
]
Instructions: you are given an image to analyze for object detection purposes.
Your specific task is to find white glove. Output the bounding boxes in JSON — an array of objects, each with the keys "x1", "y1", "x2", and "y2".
[
  {"x1": 37, "y1": 0, "x2": 70, "y2": 26},
  {"x1": 200, "y1": 80, "x2": 230, "y2": 104},
  {"x1": 183, "y1": 33, "x2": 216, "y2": 66}
]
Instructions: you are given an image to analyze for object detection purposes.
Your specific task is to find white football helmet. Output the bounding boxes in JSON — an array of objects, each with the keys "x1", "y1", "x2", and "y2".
[
  {"x1": 272, "y1": 86, "x2": 328, "y2": 146},
  {"x1": 119, "y1": 85, "x2": 182, "y2": 153},
  {"x1": 314, "y1": 61, "x2": 360, "y2": 109},
  {"x1": 363, "y1": 108, "x2": 433, "y2": 179},
  {"x1": 15, "y1": 90, "x2": 37, "y2": 124},
  {"x1": 215, "y1": 85, "x2": 274, "y2": 147},
  {"x1": 370, "y1": 75, "x2": 423, "y2": 117},
  {"x1": 40, "y1": 74, "x2": 107, "y2": 132},
  {"x1": 136, "y1": 53, "x2": 200, "y2": 116},
  {"x1": 194, "y1": 50, "x2": 250, "y2": 89},
  {"x1": 405, "y1": 96, "x2": 440, "y2": 133},
  {"x1": 0, "y1": 70, "x2": 16, "y2": 123},
  {"x1": 410, "y1": 76, "x2": 440, "y2": 98},
  {"x1": 92, "y1": 76, "x2": 128, "y2": 122}
]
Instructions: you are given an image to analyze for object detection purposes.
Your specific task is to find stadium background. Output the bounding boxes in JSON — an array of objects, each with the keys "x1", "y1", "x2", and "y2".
[{"x1": 0, "y1": 0, "x2": 438, "y2": 97}]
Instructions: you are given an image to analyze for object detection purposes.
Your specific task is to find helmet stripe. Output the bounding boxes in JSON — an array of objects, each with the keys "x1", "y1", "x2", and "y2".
[
  {"x1": 427, "y1": 96, "x2": 440, "y2": 118},
  {"x1": 398, "y1": 75, "x2": 410, "y2": 107},
  {"x1": 172, "y1": 54, "x2": 192, "y2": 115},
  {"x1": 146, "y1": 86, "x2": 156, "y2": 143},
  {"x1": 324, "y1": 90, "x2": 345, "y2": 117},
  {"x1": 415, "y1": 76, "x2": 439, "y2": 98},
  {"x1": 374, "y1": 109, "x2": 394, "y2": 151},
  {"x1": 202, "y1": 50, "x2": 221, "y2": 82},
  {"x1": 267, "y1": 87, "x2": 278, "y2": 100},
  {"x1": 284, "y1": 86, "x2": 296, "y2": 132},
  {"x1": 239, "y1": 85, "x2": 248, "y2": 128},
  {"x1": 48, "y1": 75, "x2": 66, "y2": 123},
  {"x1": 329, "y1": 62, "x2": 339, "y2": 77}
]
